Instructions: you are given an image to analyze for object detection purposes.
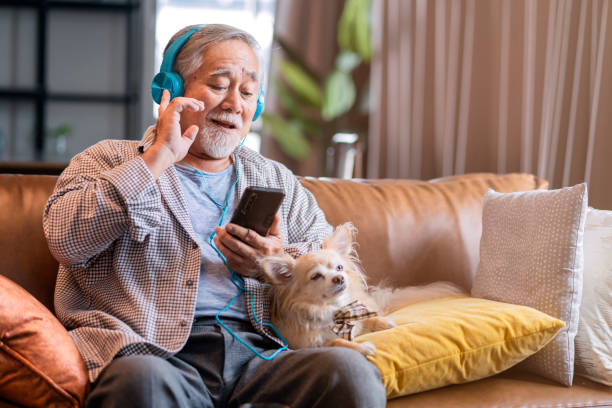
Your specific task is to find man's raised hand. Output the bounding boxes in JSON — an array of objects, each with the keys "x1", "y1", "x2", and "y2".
[{"x1": 142, "y1": 89, "x2": 205, "y2": 179}]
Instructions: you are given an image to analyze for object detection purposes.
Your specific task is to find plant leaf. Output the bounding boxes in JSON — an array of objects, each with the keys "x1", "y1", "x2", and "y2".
[
  {"x1": 337, "y1": 0, "x2": 372, "y2": 62},
  {"x1": 278, "y1": 59, "x2": 323, "y2": 108},
  {"x1": 335, "y1": 51, "x2": 362, "y2": 73},
  {"x1": 274, "y1": 36, "x2": 321, "y2": 82},
  {"x1": 261, "y1": 113, "x2": 311, "y2": 160},
  {"x1": 294, "y1": 116, "x2": 321, "y2": 136},
  {"x1": 274, "y1": 78, "x2": 302, "y2": 118},
  {"x1": 338, "y1": 0, "x2": 358, "y2": 51},
  {"x1": 322, "y1": 70, "x2": 356, "y2": 121},
  {"x1": 47, "y1": 123, "x2": 73, "y2": 138},
  {"x1": 274, "y1": 79, "x2": 322, "y2": 135},
  {"x1": 354, "y1": 0, "x2": 372, "y2": 61}
]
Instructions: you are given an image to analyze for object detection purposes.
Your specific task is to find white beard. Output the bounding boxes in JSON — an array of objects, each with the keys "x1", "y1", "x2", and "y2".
[
  {"x1": 197, "y1": 111, "x2": 245, "y2": 159},
  {"x1": 199, "y1": 125, "x2": 241, "y2": 159}
]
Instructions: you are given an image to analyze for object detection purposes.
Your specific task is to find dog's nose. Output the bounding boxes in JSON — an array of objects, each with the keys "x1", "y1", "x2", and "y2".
[{"x1": 332, "y1": 275, "x2": 344, "y2": 285}]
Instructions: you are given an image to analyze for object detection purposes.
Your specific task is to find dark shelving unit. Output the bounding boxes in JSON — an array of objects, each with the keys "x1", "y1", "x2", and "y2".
[{"x1": 0, "y1": 0, "x2": 140, "y2": 160}]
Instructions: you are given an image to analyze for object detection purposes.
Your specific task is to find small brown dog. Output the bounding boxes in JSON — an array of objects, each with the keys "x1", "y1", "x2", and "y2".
[{"x1": 259, "y1": 223, "x2": 465, "y2": 356}]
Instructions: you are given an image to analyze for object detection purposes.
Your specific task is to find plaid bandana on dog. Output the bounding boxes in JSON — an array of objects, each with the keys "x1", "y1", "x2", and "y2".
[{"x1": 330, "y1": 300, "x2": 378, "y2": 340}]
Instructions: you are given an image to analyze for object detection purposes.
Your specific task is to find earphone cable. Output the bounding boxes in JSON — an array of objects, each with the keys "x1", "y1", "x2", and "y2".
[{"x1": 188, "y1": 135, "x2": 289, "y2": 359}]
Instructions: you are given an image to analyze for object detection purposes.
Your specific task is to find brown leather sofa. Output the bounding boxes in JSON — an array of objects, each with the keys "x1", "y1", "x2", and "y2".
[{"x1": 0, "y1": 172, "x2": 610, "y2": 407}]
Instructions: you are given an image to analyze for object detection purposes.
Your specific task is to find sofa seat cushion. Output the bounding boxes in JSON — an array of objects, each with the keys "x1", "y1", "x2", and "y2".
[
  {"x1": 355, "y1": 296, "x2": 564, "y2": 399},
  {"x1": 0, "y1": 275, "x2": 88, "y2": 408},
  {"x1": 386, "y1": 369, "x2": 612, "y2": 408}
]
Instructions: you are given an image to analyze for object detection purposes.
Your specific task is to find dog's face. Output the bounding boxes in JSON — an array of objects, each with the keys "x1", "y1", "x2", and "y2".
[
  {"x1": 260, "y1": 223, "x2": 363, "y2": 308},
  {"x1": 286, "y1": 250, "x2": 351, "y2": 305}
]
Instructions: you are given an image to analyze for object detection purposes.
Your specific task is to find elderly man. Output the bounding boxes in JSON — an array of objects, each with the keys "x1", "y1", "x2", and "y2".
[{"x1": 43, "y1": 24, "x2": 385, "y2": 408}]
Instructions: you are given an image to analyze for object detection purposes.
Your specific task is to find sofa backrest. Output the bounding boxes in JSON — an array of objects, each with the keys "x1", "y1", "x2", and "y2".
[
  {"x1": 0, "y1": 172, "x2": 546, "y2": 313},
  {"x1": 0, "y1": 174, "x2": 59, "y2": 310}
]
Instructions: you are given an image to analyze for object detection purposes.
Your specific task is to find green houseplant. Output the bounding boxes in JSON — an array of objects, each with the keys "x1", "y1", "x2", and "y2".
[{"x1": 262, "y1": 0, "x2": 372, "y2": 169}]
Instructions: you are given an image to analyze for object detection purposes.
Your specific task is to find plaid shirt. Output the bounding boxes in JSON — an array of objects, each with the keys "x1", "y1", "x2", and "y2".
[{"x1": 43, "y1": 127, "x2": 332, "y2": 382}]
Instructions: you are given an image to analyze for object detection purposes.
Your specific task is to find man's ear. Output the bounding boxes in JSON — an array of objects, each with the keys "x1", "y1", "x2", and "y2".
[
  {"x1": 259, "y1": 255, "x2": 296, "y2": 285},
  {"x1": 323, "y1": 222, "x2": 356, "y2": 257}
]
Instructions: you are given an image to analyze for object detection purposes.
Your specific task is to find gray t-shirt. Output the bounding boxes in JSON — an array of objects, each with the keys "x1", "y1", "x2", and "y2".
[{"x1": 175, "y1": 163, "x2": 249, "y2": 322}]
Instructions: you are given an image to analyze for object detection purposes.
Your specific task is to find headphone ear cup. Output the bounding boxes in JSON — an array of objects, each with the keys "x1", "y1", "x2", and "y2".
[
  {"x1": 252, "y1": 88, "x2": 264, "y2": 122},
  {"x1": 152, "y1": 72, "x2": 185, "y2": 104}
]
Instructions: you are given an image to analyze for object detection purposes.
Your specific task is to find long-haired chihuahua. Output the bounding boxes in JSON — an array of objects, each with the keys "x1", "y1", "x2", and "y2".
[{"x1": 259, "y1": 223, "x2": 465, "y2": 356}]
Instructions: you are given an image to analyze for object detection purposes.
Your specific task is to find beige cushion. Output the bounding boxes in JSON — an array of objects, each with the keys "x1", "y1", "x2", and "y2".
[
  {"x1": 575, "y1": 207, "x2": 612, "y2": 385},
  {"x1": 471, "y1": 184, "x2": 588, "y2": 385}
]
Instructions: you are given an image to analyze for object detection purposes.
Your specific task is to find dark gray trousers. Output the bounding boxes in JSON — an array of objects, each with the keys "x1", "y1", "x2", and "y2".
[{"x1": 86, "y1": 318, "x2": 386, "y2": 408}]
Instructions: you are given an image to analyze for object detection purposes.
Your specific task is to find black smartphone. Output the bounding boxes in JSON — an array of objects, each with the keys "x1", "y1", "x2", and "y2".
[{"x1": 230, "y1": 186, "x2": 285, "y2": 237}]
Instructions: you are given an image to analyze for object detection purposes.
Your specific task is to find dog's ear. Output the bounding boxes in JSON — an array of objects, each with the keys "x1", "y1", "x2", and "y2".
[
  {"x1": 323, "y1": 222, "x2": 356, "y2": 257},
  {"x1": 259, "y1": 255, "x2": 296, "y2": 285}
]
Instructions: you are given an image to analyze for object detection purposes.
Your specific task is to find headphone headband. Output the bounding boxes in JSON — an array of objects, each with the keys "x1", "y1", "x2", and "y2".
[{"x1": 160, "y1": 25, "x2": 204, "y2": 74}]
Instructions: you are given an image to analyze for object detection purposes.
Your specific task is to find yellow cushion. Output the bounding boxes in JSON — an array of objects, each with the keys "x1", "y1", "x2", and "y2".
[{"x1": 355, "y1": 296, "x2": 565, "y2": 399}]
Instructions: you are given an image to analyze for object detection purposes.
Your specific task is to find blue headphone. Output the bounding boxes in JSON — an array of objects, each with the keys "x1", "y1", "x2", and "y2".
[{"x1": 151, "y1": 25, "x2": 264, "y2": 122}]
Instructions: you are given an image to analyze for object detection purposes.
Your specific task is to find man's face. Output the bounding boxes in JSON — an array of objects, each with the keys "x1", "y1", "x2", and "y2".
[{"x1": 181, "y1": 39, "x2": 259, "y2": 160}]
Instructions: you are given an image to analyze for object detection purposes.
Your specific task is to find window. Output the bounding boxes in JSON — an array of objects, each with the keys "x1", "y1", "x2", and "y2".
[{"x1": 0, "y1": 1, "x2": 140, "y2": 166}]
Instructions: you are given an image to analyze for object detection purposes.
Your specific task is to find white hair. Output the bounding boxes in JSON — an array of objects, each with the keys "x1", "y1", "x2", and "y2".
[{"x1": 164, "y1": 24, "x2": 263, "y2": 85}]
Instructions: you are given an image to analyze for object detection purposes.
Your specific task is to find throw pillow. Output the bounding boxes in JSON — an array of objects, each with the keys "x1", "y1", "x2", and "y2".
[
  {"x1": 574, "y1": 207, "x2": 612, "y2": 385},
  {"x1": 471, "y1": 183, "x2": 588, "y2": 385},
  {"x1": 355, "y1": 296, "x2": 564, "y2": 399},
  {"x1": 0, "y1": 274, "x2": 89, "y2": 408}
]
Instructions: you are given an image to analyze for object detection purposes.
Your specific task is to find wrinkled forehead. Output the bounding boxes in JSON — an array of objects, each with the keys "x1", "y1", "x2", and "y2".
[
  {"x1": 209, "y1": 67, "x2": 258, "y2": 83},
  {"x1": 201, "y1": 40, "x2": 259, "y2": 81}
]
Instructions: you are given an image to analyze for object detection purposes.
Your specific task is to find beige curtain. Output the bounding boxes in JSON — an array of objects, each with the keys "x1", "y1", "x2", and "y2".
[{"x1": 369, "y1": 0, "x2": 612, "y2": 210}]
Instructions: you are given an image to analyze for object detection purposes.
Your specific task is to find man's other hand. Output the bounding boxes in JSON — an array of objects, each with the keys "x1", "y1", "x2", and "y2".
[
  {"x1": 213, "y1": 214, "x2": 284, "y2": 278},
  {"x1": 142, "y1": 89, "x2": 205, "y2": 178}
]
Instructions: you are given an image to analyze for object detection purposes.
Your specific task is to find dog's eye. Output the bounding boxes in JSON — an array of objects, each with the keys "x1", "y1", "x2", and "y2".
[
  {"x1": 336, "y1": 264, "x2": 344, "y2": 271},
  {"x1": 310, "y1": 273, "x2": 323, "y2": 280}
]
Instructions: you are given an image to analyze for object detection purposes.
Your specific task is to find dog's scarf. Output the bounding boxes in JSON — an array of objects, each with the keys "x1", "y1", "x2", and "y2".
[{"x1": 330, "y1": 300, "x2": 378, "y2": 340}]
